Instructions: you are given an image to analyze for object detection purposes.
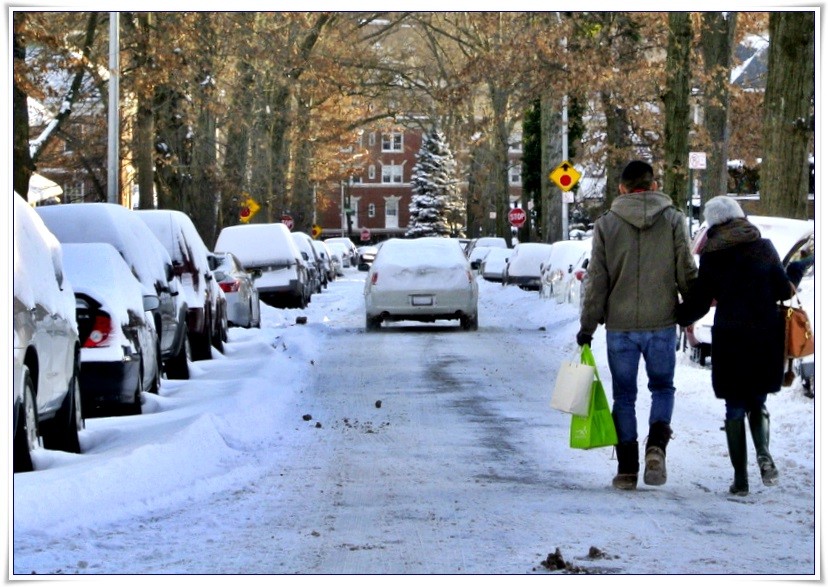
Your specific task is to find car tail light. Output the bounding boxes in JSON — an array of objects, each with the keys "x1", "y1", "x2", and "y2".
[
  {"x1": 219, "y1": 279, "x2": 241, "y2": 293},
  {"x1": 574, "y1": 269, "x2": 585, "y2": 281},
  {"x1": 467, "y1": 270, "x2": 473, "y2": 283},
  {"x1": 371, "y1": 272, "x2": 379, "y2": 285},
  {"x1": 84, "y1": 314, "x2": 113, "y2": 348}
]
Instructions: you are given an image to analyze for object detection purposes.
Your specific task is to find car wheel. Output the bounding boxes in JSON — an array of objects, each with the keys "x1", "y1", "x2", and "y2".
[
  {"x1": 41, "y1": 355, "x2": 82, "y2": 454},
  {"x1": 191, "y1": 321, "x2": 213, "y2": 361},
  {"x1": 461, "y1": 314, "x2": 479, "y2": 331},
  {"x1": 120, "y1": 367, "x2": 143, "y2": 416},
  {"x1": 365, "y1": 314, "x2": 381, "y2": 331},
  {"x1": 13, "y1": 369, "x2": 38, "y2": 473},
  {"x1": 165, "y1": 335, "x2": 191, "y2": 380}
]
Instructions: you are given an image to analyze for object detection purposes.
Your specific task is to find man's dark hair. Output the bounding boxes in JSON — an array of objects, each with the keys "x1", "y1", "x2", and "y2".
[{"x1": 621, "y1": 160, "x2": 655, "y2": 191}]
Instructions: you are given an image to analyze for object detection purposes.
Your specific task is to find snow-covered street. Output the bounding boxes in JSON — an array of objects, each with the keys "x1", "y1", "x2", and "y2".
[{"x1": 11, "y1": 268, "x2": 817, "y2": 578}]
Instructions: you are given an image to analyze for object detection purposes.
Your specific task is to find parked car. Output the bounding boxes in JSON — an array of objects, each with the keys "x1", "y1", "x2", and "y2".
[
  {"x1": 13, "y1": 193, "x2": 83, "y2": 472},
  {"x1": 292, "y1": 231, "x2": 325, "y2": 294},
  {"x1": 209, "y1": 251, "x2": 261, "y2": 329},
  {"x1": 326, "y1": 242, "x2": 350, "y2": 275},
  {"x1": 539, "y1": 238, "x2": 592, "y2": 303},
  {"x1": 136, "y1": 209, "x2": 227, "y2": 358},
  {"x1": 37, "y1": 203, "x2": 190, "y2": 380},
  {"x1": 215, "y1": 222, "x2": 310, "y2": 309},
  {"x1": 468, "y1": 246, "x2": 494, "y2": 272},
  {"x1": 465, "y1": 236, "x2": 508, "y2": 259},
  {"x1": 683, "y1": 215, "x2": 815, "y2": 367},
  {"x1": 364, "y1": 237, "x2": 479, "y2": 331},
  {"x1": 325, "y1": 237, "x2": 359, "y2": 267},
  {"x1": 62, "y1": 243, "x2": 162, "y2": 416},
  {"x1": 356, "y1": 245, "x2": 379, "y2": 271},
  {"x1": 478, "y1": 247, "x2": 511, "y2": 283},
  {"x1": 503, "y1": 242, "x2": 553, "y2": 291},
  {"x1": 312, "y1": 240, "x2": 337, "y2": 284}
]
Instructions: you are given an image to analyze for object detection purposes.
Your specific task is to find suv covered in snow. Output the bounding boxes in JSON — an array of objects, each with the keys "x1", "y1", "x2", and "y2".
[{"x1": 215, "y1": 222, "x2": 310, "y2": 309}]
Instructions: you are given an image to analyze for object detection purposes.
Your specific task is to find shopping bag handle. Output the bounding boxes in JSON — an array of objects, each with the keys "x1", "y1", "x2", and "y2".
[{"x1": 580, "y1": 344, "x2": 597, "y2": 368}]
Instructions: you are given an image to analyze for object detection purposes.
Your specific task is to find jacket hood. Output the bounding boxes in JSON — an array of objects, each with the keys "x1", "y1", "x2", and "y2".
[
  {"x1": 609, "y1": 191, "x2": 674, "y2": 229},
  {"x1": 703, "y1": 217, "x2": 761, "y2": 253}
]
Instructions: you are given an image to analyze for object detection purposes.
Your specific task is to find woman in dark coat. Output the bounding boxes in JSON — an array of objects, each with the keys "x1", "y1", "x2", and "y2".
[{"x1": 678, "y1": 196, "x2": 798, "y2": 497}]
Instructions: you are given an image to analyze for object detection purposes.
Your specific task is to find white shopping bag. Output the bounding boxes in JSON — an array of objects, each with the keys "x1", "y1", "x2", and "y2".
[{"x1": 550, "y1": 359, "x2": 595, "y2": 416}]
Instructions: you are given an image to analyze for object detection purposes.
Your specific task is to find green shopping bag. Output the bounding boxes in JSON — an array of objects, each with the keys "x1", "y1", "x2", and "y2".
[{"x1": 569, "y1": 345, "x2": 618, "y2": 449}]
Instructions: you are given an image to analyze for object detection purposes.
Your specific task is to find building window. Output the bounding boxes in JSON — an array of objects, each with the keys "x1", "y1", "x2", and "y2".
[
  {"x1": 368, "y1": 164, "x2": 376, "y2": 180},
  {"x1": 509, "y1": 165, "x2": 521, "y2": 185},
  {"x1": 368, "y1": 203, "x2": 376, "y2": 218},
  {"x1": 381, "y1": 132, "x2": 403, "y2": 152},
  {"x1": 64, "y1": 181, "x2": 85, "y2": 202},
  {"x1": 382, "y1": 163, "x2": 403, "y2": 184}
]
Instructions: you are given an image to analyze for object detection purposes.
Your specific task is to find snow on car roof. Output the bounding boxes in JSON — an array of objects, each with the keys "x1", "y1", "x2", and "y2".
[
  {"x1": 215, "y1": 223, "x2": 300, "y2": 267},
  {"x1": 374, "y1": 237, "x2": 467, "y2": 268},
  {"x1": 13, "y1": 193, "x2": 77, "y2": 320},
  {"x1": 61, "y1": 242, "x2": 145, "y2": 326},
  {"x1": 35, "y1": 203, "x2": 171, "y2": 295}
]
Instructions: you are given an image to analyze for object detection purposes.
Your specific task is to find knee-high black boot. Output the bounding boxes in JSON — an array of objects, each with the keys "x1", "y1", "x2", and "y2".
[
  {"x1": 612, "y1": 442, "x2": 639, "y2": 490},
  {"x1": 724, "y1": 418, "x2": 749, "y2": 496},
  {"x1": 748, "y1": 407, "x2": 779, "y2": 486}
]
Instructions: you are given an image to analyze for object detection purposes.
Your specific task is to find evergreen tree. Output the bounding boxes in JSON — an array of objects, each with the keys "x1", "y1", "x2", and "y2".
[{"x1": 406, "y1": 128, "x2": 459, "y2": 238}]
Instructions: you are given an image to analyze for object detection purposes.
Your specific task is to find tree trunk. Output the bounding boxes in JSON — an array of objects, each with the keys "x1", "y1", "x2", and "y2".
[
  {"x1": 540, "y1": 95, "x2": 562, "y2": 243},
  {"x1": 290, "y1": 96, "x2": 314, "y2": 233},
  {"x1": 218, "y1": 53, "x2": 255, "y2": 233},
  {"x1": 760, "y1": 11, "x2": 814, "y2": 219},
  {"x1": 662, "y1": 12, "x2": 693, "y2": 207},
  {"x1": 13, "y1": 15, "x2": 33, "y2": 198},
  {"x1": 130, "y1": 13, "x2": 157, "y2": 210},
  {"x1": 490, "y1": 85, "x2": 512, "y2": 242},
  {"x1": 600, "y1": 90, "x2": 632, "y2": 210},
  {"x1": 699, "y1": 12, "x2": 736, "y2": 207}
]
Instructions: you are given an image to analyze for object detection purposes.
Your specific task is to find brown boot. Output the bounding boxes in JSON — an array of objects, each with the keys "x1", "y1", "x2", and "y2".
[
  {"x1": 612, "y1": 441, "x2": 639, "y2": 490},
  {"x1": 644, "y1": 421, "x2": 672, "y2": 486}
]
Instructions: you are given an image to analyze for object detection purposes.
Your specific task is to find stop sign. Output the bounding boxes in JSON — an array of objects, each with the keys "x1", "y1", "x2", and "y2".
[
  {"x1": 508, "y1": 208, "x2": 527, "y2": 228},
  {"x1": 281, "y1": 214, "x2": 294, "y2": 230}
]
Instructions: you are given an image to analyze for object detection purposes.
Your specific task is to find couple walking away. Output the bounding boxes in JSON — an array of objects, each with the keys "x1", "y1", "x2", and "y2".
[{"x1": 577, "y1": 160, "x2": 802, "y2": 496}]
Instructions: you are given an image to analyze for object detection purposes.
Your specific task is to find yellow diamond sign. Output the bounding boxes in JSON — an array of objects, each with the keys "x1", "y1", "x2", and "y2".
[
  {"x1": 549, "y1": 160, "x2": 581, "y2": 192},
  {"x1": 239, "y1": 196, "x2": 261, "y2": 223}
]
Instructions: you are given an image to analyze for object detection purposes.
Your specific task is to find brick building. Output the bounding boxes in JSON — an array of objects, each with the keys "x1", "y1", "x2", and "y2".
[{"x1": 317, "y1": 126, "x2": 524, "y2": 243}]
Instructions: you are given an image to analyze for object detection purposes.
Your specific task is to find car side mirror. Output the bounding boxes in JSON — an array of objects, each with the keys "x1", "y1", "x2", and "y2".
[
  {"x1": 470, "y1": 261, "x2": 481, "y2": 270},
  {"x1": 205, "y1": 271, "x2": 213, "y2": 282},
  {"x1": 143, "y1": 295, "x2": 160, "y2": 312},
  {"x1": 165, "y1": 264, "x2": 174, "y2": 282}
]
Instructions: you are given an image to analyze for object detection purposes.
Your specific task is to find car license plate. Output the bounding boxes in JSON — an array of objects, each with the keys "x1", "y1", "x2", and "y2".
[{"x1": 410, "y1": 295, "x2": 434, "y2": 306}]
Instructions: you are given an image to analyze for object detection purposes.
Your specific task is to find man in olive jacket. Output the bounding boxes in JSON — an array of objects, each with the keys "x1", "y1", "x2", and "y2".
[{"x1": 577, "y1": 160, "x2": 698, "y2": 491}]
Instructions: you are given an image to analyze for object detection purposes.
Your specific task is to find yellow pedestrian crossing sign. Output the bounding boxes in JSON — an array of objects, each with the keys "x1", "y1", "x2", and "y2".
[
  {"x1": 311, "y1": 225, "x2": 323, "y2": 239},
  {"x1": 549, "y1": 161, "x2": 581, "y2": 192}
]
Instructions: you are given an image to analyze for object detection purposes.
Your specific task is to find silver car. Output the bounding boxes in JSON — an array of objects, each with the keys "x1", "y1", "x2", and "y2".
[
  {"x1": 364, "y1": 237, "x2": 479, "y2": 331},
  {"x1": 13, "y1": 193, "x2": 84, "y2": 472},
  {"x1": 209, "y1": 251, "x2": 261, "y2": 329}
]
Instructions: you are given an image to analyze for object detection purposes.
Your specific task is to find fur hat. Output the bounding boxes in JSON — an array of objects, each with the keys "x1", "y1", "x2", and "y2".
[{"x1": 704, "y1": 195, "x2": 745, "y2": 227}]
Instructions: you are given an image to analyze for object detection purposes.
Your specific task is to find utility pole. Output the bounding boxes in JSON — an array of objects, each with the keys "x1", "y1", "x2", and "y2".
[{"x1": 107, "y1": 12, "x2": 119, "y2": 204}]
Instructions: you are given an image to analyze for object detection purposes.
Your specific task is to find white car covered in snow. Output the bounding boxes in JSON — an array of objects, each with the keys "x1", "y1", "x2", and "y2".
[
  {"x1": 364, "y1": 237, "x2": 479, "y2": 331},
  {"x1": 503, "y1": 242, "x2": 553, "y2": 291},
  {"x1": 539, "y1": 238, "x2": 592, "y2": 303}
]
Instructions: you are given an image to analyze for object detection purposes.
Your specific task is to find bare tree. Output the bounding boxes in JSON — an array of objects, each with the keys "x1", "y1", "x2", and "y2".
[{"x1": 760, "y1": 11, "x2": 814, "y2": 218}]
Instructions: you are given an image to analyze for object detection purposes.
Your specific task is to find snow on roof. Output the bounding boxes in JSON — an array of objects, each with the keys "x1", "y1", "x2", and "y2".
[
  {"x1": 13, "y1": 193, "x2": 77, "y2": 322},
  {"x1": 61, "y1": 242, "x2": 146, "y2": 326},
  {"x1": 215, "y1": 223, "x2": 300, "y2": 268},
  {"x1": 35, "y1": 203, "x2": 171, "y2": 296}
]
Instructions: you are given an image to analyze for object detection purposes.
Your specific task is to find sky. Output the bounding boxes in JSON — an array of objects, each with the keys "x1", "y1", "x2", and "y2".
[{"x1": 10, "y1": 219, "x2": 818, "y2": 578}]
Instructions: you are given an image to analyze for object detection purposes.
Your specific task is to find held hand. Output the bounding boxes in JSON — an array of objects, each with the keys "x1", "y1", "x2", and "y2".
[{"x1": 576, "y1": 331, "x2": 593, "y2": 347}]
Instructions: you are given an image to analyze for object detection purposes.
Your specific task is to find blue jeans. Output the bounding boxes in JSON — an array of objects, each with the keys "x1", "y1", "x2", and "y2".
[
  {"x1": 725, "y1": 395, "x2": 768, "y2": 421},
  {"x1": 606, "y1": 327, "x2": 677, "y2": 444}
]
